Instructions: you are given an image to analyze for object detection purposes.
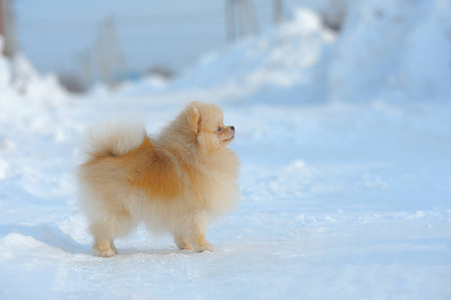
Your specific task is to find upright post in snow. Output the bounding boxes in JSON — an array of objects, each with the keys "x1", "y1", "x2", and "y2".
[
  {"x1": 0, "y1": 0, "x2": 18, "y2": 57},
  {"x1": 226, "y1": 0, "x2": 236, "y2": 42},
  {"x1": 273, "y1": 0, "x2": 284, "y2": 25},
  {"x1": 225, "y1": 0, "x2": 259, "y2": 43},
  {"x1": 94, "y1": 16, "x2": 125, "y2": 88}
]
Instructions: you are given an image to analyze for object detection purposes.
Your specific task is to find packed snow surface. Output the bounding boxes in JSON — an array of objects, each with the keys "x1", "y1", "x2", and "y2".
[
  {"x1": 2, "y1": 95, "x2": 451, "y2": 299},
  {"x1": 1, "y1": 1, "x2": 451, "y2": 299}
]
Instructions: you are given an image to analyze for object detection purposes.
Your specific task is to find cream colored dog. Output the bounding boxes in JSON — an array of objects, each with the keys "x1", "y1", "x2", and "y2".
[{"x1": 77, "y1": 102, "x2": 239, "y2": 257}]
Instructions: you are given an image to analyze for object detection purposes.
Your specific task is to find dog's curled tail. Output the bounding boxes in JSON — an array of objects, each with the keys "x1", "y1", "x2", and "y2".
[{"x1": 81, "y1": 119, "x2": 146, "y2": 158}]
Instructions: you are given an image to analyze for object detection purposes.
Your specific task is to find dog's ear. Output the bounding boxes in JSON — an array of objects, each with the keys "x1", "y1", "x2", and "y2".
[{"x1": 187, "y1": 107, "x2": 201, "y2": 134}]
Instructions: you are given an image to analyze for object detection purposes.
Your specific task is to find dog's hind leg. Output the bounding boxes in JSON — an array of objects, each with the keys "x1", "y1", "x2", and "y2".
[
  {"x1": 90, "y1": 217, "x2": 133, "y2": 257},
  {"x1": 89, "y1": 204, "x2": 138, "y2": 257},
  {"x1": 90, "y1": 221, "x2": 116, "y2": 257},
  {"x1": 93, "y1": 238, "x2": 116, "y2": 257}
]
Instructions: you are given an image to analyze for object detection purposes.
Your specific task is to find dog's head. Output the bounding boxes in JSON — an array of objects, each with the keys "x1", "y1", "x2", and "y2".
[{"x1": 182, "y1": 101, "x2": 235, "y2": 154}]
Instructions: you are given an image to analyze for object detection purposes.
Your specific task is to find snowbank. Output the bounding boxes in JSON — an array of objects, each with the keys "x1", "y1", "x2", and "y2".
[
  {"x1": 115, "y1": 9, "x2": 336, "y2": 104},
  {"x1": 115, "y1": 0, "x2": 451, "y2": 104},
  {"x1": 0, "y1": 36, "x2": 69, "y2": 190},
  {"x1": 0, "y1": 37, "x2": 67, "y2": 105},
  {"x1": 330, "y1": 0, "x2": 451, "y2": 102}
]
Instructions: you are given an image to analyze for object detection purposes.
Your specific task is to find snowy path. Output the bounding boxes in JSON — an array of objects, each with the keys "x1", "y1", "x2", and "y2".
[{"x1": 1, "y1": 95, "x2": 450, "y2": 299}]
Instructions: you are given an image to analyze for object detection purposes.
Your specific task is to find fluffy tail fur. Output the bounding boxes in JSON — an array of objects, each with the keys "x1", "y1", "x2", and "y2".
[{"x1": 81, "y1": 119, "x2": 146, "y2": 158}]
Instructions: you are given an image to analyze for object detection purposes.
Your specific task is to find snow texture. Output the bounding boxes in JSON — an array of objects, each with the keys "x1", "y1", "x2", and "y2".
[{"x1": 1, "y1": 1, "x2": 451, "y2": 299}]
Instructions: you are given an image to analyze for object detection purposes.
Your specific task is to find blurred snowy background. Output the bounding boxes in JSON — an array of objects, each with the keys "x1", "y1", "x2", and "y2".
[{"x1": 1, "y1": 0, "x2": 451, "y2": 299}]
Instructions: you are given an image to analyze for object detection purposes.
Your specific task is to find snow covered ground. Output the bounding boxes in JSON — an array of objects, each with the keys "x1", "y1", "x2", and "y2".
[
  {"x1": 2, "y1": 93, "x2": 451, "y2": 300},
  {"x1": 1, "y1": 1, "x2": 451, "y2": 299}
]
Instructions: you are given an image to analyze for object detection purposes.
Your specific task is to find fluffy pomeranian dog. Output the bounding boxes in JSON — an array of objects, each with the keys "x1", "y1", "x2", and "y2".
[{"x1": 77, "y1": 102, "x2": 239, "y2": 257}]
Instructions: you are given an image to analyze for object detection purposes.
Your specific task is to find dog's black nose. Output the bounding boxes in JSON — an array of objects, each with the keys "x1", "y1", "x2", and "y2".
[{"x1": 231, "y1": 126, "x2": 235, "y2": 131}]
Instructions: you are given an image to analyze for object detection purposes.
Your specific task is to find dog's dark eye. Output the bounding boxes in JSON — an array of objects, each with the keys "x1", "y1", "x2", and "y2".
[{"x1": 217, "y1": 127, "x2": 222, "y2": 132}]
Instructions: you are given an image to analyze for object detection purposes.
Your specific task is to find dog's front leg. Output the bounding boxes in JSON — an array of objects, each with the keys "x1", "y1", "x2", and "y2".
[
  {"x1": 174, "y1": 228, "x2": 194, "y2": 251},
  {"x1": 189, "y1": 211, "x2": 214, "y2": 252}
]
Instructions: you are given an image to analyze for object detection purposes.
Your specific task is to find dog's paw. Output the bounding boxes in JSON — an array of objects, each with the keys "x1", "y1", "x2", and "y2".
[
  {"x1": 93, "y1": 240, "x2": 117, "y2": 257},
  {"x1": 177, "y1": 242, "x2": 194, "y2": 251},
  {"x1": 194, "y1": 242, "x2": 214, "y2": 252},
  {"x1": 94, "y1": 248, "x2": 116, "y2": 257}
]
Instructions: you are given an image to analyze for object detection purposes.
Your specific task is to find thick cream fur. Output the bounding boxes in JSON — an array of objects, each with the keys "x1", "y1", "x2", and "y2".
[
  {"x1": 77, "y1": 102, "x2": 239, "y2": 257},
  {"x1": 82, "y1": 118, "x2": 146, "y2": 157}
]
